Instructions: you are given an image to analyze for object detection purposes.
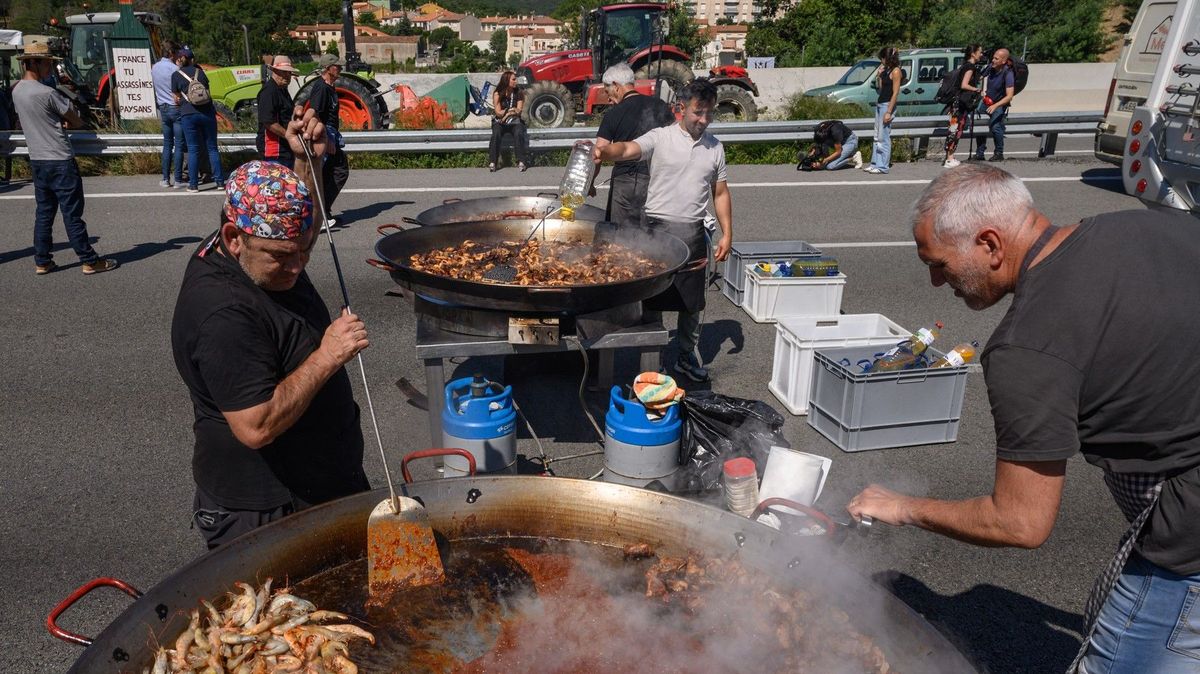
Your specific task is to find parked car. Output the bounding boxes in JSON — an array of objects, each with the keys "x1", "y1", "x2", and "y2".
[
  {"x1": 1095, "y1": 0, "x2": 1175, "y2": 165},
  {"x1": 803, "y1": 48, "x2": 966, "y2": 116}
]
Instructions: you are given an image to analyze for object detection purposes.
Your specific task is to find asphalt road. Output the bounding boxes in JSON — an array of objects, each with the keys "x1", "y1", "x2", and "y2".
[{"x1": 1, "y1": 134, "x2": 1148, "y2": 673}]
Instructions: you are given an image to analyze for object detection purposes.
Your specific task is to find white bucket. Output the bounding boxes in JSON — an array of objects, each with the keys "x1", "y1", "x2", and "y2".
[{"x1": 757, "y1": 446, "x2": 831, "y2": 514}]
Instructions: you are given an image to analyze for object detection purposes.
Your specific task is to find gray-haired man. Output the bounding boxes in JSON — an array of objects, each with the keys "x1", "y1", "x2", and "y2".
[
  {"x1": 593, "y1": 63, "x2": 675, "y2": 228},
  {"x1": 848, "y1": 163, "x2": 1200, "y2": 673}
]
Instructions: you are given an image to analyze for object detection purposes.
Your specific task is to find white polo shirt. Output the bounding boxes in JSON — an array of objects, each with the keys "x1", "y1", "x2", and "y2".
[{"x1": 634, "y1": 123, "x2": 727, "y2": 222}]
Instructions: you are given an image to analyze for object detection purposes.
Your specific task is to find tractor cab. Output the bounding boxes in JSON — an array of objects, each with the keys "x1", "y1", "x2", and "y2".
[
  {"x1": 582, "y1": 4, "x2": 666, "y2": 76},
  {"x1": 61, "y1": 12, "x2": 163, "y2": 107}
]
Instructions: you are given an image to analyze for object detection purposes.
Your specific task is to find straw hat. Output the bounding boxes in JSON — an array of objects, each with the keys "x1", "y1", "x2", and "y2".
[
  {"x1": 16, "y1": 35, "x2": 61, "y2": 61},
  {"x1": 269, "y1": 55, "x2": 301, "y2": 74}
]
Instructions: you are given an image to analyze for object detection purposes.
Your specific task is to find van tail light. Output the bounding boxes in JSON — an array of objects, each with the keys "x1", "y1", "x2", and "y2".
[{"x1": 1103, "y1": 78, "x2": 1117, "y2": 117}]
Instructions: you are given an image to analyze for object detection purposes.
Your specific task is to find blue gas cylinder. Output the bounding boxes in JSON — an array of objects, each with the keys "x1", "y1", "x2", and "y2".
[
  {"x1": 441, "y1": 375, "x2": 517, "y2": 476},
  {"x1": 603, "y1": 386, "x2": 682, "y2": 489}
]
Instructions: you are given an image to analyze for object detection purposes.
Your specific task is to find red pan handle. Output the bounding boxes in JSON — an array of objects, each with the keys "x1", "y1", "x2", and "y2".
[
  {"x1": 442, "y1": 198, "x2": 463, "y2": 204},
  {"x1": 365, "y1": 258, "x2": 397, "y2": 272},
  {"x1": 750, "y1": 498, "x2": 836, "y2": 537},
  {"x1": 47, "y1": 577, "x2": 142, "y2": 647},
  {"x1": 683, "y1": 258, "x2": 710, "y2": 273},
  {"x1": 401, "y1": 448, "x2": 477, "y2": 483},
  {"x1": 376, "y1": 223, "x2": 405, "y2": 236}
]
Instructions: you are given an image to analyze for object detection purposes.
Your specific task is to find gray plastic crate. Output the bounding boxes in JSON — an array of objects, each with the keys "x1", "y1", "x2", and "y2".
[
  {"x1": 721, "y1": 240, "x2": 821, "y2": 306},
  {"x1": 807, "y1": 344, "x2": 968, "y2": 452}
]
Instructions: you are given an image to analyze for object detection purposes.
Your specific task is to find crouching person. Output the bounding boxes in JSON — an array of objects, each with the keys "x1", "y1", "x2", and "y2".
[{"x1": 798, "y1": 119, "x2": 861, "y2": 171}]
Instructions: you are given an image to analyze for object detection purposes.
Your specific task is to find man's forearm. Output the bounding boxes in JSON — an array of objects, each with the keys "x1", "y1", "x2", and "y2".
[
  {"x1": 597, "y1": 141, "x2": 641, "y2": 163},
  {"x1": 715, "y1": 190, "x2": 732, "y2": 240},
  {"x1": 904, "y1": 495, "x2": 1040, "y2": 548},
  {"x1": 230, "y1": 349, "x2": 343, "y2": 449}
]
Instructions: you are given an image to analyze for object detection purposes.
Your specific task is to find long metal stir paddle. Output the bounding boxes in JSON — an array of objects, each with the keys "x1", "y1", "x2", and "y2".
[{"x1": 299, "y1": 137, "x2": 446, "y2": 604}]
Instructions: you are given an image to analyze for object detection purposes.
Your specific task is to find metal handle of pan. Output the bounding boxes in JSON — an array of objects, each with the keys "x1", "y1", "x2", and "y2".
[
  {"x1": 527, "y1": 287, "x2": 571, "y2": 294},
  {"x1": 683, "y1": 258, "x2": 709, "y2": 273},
  {"x1": 442, "y1": 198, "x2": 463, "y2": 204},
  {"x1": 376, "y1": 223, "x2": 406, "y2": 236},
  {"x1": 47, "y1": 577, "x2": 142, "y2": 647},
  {"x1": 536, "y1": 191, "x2": 559, "y2": 199},
  {"x1": 401, "y1": 448, "x2": 477, "y2": 483},
  {"x1": 365, "y1": 258, "x2": 397, "y2": 272},
  {"x1": 750, "y1": 498, "x2": 838, "y2": 537},
  {"x1": 402, "y1": 216, "x2": 421, "y2": 225}
]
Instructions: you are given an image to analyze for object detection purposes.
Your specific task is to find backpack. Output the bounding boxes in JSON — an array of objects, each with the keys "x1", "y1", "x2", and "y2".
[
  {"x1": 934, "y1": 63, "x2": 970, "y2": 105},
  {"x1": 178, "y1": 68, "x2": 211, "y2": 107},
  {"x1": 1009, "y1": 57, "x2": 1029, "y2": 95}
]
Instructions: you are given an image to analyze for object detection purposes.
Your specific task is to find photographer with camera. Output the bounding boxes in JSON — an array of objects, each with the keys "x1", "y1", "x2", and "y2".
[
  {"x1": 798, "y1": 119, "x2": 862, "y2": 171},
  {"x1": 974, "y1": 48, "x2": 1016, "y2": 162}
]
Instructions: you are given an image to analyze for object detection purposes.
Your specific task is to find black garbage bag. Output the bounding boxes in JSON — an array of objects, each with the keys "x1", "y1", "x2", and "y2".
[{"x1": 677, "y1": 391, "x2": 790, "y2": 491}]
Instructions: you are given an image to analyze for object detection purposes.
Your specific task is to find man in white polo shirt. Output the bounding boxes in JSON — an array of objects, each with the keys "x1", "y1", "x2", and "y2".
[{"x1": 594, "y1": 79, "x2": 733, "y2": 382}]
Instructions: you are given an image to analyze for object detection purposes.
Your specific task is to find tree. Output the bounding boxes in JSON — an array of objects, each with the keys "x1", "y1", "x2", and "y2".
[
  {"x1": 508, "y1": 51, "x2": 521, "y2": 68},
  {"x1": 489, "y1": 28, "x2": 508, "y2": 66},
  {"x1": 359, "y1": 11, "x2": 380, "y2": 27},
  {"x1": 428, "y1": 26, "x2": 458, "y2": 47},
  {"x1": 326, "y1": 39, "x2": 340, "y2": 56}
]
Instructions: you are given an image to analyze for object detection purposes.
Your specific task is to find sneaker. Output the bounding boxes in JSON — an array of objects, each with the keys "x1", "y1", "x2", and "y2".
[
  {"x1": 159, "y1": 179, "x2": 172, "y2": 188},
  {"x1": 518, "y1": 162, "x2": 528, "y2": 172},
  {"x1": 988, "y1": 152, "x2": 1004, "y2": 161},
  {"x1": 673, "y1": 353, "x2": 710, "y2": 383},
  {"x1": 81, "y1": 258, "x2": 119, "y2": 275},
  {"x1": 865, "y1": 166, "x2": 886, "y2": 174},
  {"x1": 862, "y1": 164, "x2": 876, "y2": 172},
  {"x1": 852, "y1": 152, "x2": 864, "y2": 169},
  {"x1": 171, "y1": 181, "x2": 184, "y2": 189},
  {"x1": 943, "y1": 157, "x2": 961, "y2": 168},
  {"x1": 488, "y1": 163, "x2": 497, "y2": 172},
  {"x1": 186, "y1": 185, "x2": 199, "y2": 193},
  {"x1": 35, "y1": 261, "x2": 57, "y2": 275}
]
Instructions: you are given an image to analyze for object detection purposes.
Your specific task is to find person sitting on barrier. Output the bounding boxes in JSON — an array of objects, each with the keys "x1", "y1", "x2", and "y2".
[
  {"x1": 488, "y1": 71, "x2": 531, "y2": 172},
  {"x1": 797, "y1": 119, "x2": 861, "y2": 171}
]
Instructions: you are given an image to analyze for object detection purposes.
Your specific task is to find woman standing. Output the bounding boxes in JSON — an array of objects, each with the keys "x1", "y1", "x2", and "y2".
[
  {"x1": 171, "y1": 47, "x2": 225, "y2": 192},
  {"x1": 866, "y1": 47, "x2": 901, "y2": 175},
  {"x1": 488, "y1": 71, "x2": 531, "y2": 172},
  {"x1": 943, "y1": 45, "x2": 983, "y2": 168}
]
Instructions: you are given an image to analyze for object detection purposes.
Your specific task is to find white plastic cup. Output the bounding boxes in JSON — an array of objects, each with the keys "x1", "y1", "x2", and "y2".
[{"x1": 758, "y1": 447, "x2": 831, "y2": 509}]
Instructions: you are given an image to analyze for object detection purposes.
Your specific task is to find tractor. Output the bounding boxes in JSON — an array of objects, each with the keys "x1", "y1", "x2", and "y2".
[{"x1": 514, "y1": 2, "x2": 758, "y2": 128}]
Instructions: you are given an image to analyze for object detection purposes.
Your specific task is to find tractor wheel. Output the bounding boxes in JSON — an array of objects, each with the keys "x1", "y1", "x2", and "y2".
[
  {"x1": 635, "y1": 60, "x2": 694, "y2": 102},
  {"x1": 714, "y1": 84, "x2": 758, "y2": 122},
  {"x1": 294, "y1": 76, "x2": 385, "y2": 131},
  {"x1": 213, "y1": 102, "x2": 238, "y2": 132},
  {"x1": 523, "y1": 81, "x2": 576, "y2": 128}
]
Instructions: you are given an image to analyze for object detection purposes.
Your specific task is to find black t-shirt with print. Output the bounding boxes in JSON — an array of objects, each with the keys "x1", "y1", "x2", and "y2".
[
  {"x1": 982, "y1": 209, "x2": 1200, "y2": 574},
  {"x1": 170, "y1": 232, "x2": 368, "y2": 510},
  {"x1": 597, "y1": 92, "x2": 675, "y2": 177}
]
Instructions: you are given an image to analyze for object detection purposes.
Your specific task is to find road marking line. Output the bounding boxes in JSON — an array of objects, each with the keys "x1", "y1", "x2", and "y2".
[
  {"x1": 813, "y1": 241, "x2": 916, "y2": 248},
  {"x1": 0, "y1": 174, "x2": 1123, "y2": 200}
]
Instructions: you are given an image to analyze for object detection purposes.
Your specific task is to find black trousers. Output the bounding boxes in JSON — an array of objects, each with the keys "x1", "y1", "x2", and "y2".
[
  {"x1": 321, "y1": 149, "x2": 350, "y2": 216},
  {"x1": 606, "y1": 171, "x2": 650, "y2": 228},
  {"x1": 192, "y1": 486, "x2": 306, "y2": 550},
  {"x1": 488, "y1": 120, "x2": 530, "y2": 165}
]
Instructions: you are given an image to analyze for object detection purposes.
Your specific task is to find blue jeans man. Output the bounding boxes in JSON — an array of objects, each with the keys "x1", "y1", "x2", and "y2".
[
  {"x1": 159, "y1": 103, "x2": 184, "y2": 186},
  {"x1": 31, "y1": 159, "x2": 99, "y2": 267},
  {"x1": 181, "y1": 112, "x2": 225, "y2": 190},
  {"x1": 974, "y1": 103, "x2": 1008, "y2": 160}
]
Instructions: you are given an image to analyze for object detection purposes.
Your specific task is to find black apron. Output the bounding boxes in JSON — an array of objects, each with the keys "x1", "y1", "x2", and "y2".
[{"x1": 642, "y1": 215, "x2": 707, "y2": 314}]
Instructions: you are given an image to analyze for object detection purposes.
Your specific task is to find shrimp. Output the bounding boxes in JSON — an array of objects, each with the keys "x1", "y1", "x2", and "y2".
[
  {"x1": 320, "y1": 624, "x2": 375, "y2": 645},
  {"x1": 268, "y1": 594, "x2": 316, "y2": 616}
]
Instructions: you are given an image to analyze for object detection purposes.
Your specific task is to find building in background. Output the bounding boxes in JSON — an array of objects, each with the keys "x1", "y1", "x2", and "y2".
[
  {"x1": 357, "y1": 34, "x2": 421, "y2": 64},
  {"x1": 697, "y1": 22, "x2": 748, "y2": 68},
  {"x1": 690, "y1": 0, "x2": 760, "y2": 24},
  {"x1": 506, "y1": 27, "x2": 565, "y2": 62},
  {"x1": 289, "y1": 23, "x2": 391, "y2": 53}
]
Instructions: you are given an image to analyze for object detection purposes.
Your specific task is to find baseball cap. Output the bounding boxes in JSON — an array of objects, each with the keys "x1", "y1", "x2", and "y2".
[
  {"x1": 177, "y1": 46, "x2": 194, "y2": 60},
  {"x1": 318, "y1": 53, "x2": 344, "y2": 70},
  {"x1": 223, "y1": 161, "x2": 313, "y2": 240}
]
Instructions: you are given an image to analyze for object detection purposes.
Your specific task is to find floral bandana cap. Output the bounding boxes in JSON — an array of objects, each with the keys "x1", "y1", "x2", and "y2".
[{"x1": 223, "y1": 161, "x2": 313, "y2": 240}]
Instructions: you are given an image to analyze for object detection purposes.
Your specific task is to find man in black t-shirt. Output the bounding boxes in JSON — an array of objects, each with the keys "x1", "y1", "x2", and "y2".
[
  {"x1": 306, "y1": 53, "x2": 348, "y2": 225},
  {"x1": 594, "y1": 63, "x2": 675, "y2": 227},
  {"x1": 172, "y1": 111, "x2": 370, "y2": 549},
  {"x1": 256, "y1": 55, "x2": 299, "y2": 168},
  {"x1": 848, "y1": 164, "x2": 1200, "y2": 672}
]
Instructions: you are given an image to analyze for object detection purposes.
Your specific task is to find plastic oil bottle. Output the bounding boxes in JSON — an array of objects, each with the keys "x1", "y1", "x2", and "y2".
[
  {"x1": 931, "y1": 341, "x2": 979, "y2": 368},
  {"x1": 559, "y1": 140, "x2": 596, "y2": 221},
  {"x1": 870, "y1": 322, "x2": 943, "y2": 372}
]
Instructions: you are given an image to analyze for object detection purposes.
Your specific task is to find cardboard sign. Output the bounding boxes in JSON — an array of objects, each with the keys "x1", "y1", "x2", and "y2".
[{"x1": 112, "y1": 47, "x2": 156, "y2": 119}]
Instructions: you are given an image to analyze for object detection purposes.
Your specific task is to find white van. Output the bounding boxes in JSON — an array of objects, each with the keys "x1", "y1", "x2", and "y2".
[
  {"x1": 1123, "y1": 0, "x2": 1199, "y2": 211},
  {"x1": 1095, "y1": 0, "x2": 1176, "y2": 164}
]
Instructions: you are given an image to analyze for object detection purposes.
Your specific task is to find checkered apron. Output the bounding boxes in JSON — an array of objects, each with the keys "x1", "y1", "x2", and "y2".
[{"x1": 1066, "y1": 471, "x2": 1167, "y2": 673}]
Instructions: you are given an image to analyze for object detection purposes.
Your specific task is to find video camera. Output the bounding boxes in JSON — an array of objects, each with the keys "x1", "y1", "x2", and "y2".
[{"x1": 796, "y1": 147, "x2": 826, "y2": 171}]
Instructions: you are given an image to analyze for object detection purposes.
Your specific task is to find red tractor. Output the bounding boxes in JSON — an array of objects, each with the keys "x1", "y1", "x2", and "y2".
[{"x1": 515, "y1": 2, "x2": 758, "y2": 128}]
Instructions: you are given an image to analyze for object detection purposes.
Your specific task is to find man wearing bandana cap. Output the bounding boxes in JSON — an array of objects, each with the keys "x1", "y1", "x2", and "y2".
[{"x1": 170, "y1": 109, "x2": 370, "y2": 549}]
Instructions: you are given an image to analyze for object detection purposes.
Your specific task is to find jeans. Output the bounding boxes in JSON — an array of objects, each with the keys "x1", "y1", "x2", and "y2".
[
  {"x1": 1080, "y1": 553, "x2": 1200, "y2": 673},
  {"x1": 31, "y1": 159, "x2": 97, "y2": 266},
  {"x1": 826, "y1": 133, "x2": 860, "y2": 170},
  {"x1": 871, "y1": 104, "x2": 892, "y2": 171},
  {"x1": 159, "y1": 104, "x2": 183, "y2": 183},
  {"x1": 975, "y1": 104, "x2": 1007, "y2": 156},
  {"x1": 488, "y1": 120, "x2": 530, "y2": 165},
  {"x1": 181, "y1": 112, "x2": 225, "y2": 189}
]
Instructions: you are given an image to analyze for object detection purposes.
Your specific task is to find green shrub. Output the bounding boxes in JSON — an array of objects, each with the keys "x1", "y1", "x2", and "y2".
[{"x1": 783, "y1": 92, "x2": 870, "y2": 121}]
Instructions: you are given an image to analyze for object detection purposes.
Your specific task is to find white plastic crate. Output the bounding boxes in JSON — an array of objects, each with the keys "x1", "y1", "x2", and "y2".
[
  {"x1": 768, "y1": 314, "x2": 909, "y2": 415},
  {"x1": 721, "y1": 241, "x2": 821, "y2": 307},
  {"x1": 742, "y1": 265, "x2": 846, "y2": 323}
]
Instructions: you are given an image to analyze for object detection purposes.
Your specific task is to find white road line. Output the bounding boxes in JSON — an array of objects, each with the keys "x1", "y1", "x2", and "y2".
[
  {"x1": 813, "y1": 241, "x2": 916, "y2": 248},
  {"x1": 0, "y1": 174, "x2": 1123, "y2": 200}
]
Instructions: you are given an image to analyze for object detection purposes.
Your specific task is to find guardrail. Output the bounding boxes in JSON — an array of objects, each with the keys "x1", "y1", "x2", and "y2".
[{"x1": 0, "y1": 111, "x2": 1102, "y2": 158}]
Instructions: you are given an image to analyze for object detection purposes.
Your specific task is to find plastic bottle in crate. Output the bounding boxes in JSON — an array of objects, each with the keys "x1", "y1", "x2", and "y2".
[
  {"x1": 559, "y1": 140, "x2": 596, "y2": 221},
  {"x1": 870, "y1": 322, "x2": 943, "y2": 372},
  {"x1": 931, "y1": 341, "x2": 979, "y2": 368}
]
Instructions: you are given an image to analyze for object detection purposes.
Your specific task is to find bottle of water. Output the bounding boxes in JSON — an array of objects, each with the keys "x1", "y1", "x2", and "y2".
[
  {"x1": 559, "y1": 140, "x2": 596, "y2": 221},
  {"x1": 931, "y1": 341, "x2": 979, "y2": 368},
  {"x1": 870, "y1": 322, "x2": 943, "y2": 372}
]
